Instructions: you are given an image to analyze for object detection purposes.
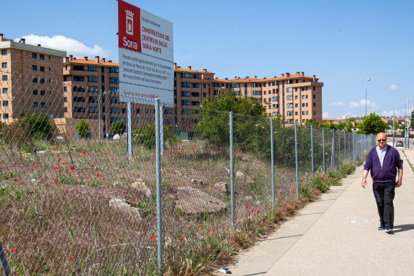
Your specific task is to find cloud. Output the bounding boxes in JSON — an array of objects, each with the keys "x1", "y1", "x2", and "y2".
[
  {"x1": 329, "y1": 102, "x2": 344, "y2": 107},
  {"x1": 20, "y1": 34, "x2": 110, "y2": 58},
  {"x1": 389, "y1": 84, "x2": 398, "y2": 91},
  {"x1": 322, "y1": 112, "x2": 329, "y2": 118},
  {"x1": 341, "y1": 112, "x2": 355, "y2": 119},
  {"x1": 349, "y1": 99, "x2": 379, "y2": 109}
]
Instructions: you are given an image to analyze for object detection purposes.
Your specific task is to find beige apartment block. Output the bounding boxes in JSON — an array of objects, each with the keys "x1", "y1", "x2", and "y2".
[
  {"x1": 0, "y1": 34, "x2": 66, "y2": 123},
  {"x1": 174, "y1": 65, "x2": 215, "y2": 130},
  {"x1": 214, "y1": 72, "x2": 323, "y2": 126}
]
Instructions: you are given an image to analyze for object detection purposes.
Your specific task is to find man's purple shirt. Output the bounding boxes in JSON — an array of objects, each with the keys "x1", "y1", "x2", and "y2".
[{"x1": 364, "y1": 145, "x2": 403, "y2": 182}]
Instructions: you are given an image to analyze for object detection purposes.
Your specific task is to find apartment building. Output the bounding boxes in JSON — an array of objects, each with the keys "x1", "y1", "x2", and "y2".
[
  {"x1": 0, "y1": 34, "x2": 66, "y2": 123},
  {"x1": 174, "y1": 65, "x2": 215, "y2": 130},
  {"x1": 62, "y1": 56, "x2": 164, "y2": 138},
  {"x1": 215, "y1": 72, "x2": 323, "y2": 126}
]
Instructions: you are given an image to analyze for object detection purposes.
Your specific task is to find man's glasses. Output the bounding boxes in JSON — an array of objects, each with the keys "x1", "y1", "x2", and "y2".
[{"x1": 377, "y1": 139, "x2": 386, "y2": 142}]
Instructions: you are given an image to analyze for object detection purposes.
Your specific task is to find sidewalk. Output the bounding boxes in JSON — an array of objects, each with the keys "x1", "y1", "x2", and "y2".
[{"x1": 226, "y1": 148, "x2": 414, "y2": 276}]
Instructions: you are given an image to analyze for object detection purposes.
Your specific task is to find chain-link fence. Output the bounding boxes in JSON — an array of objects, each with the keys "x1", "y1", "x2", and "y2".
[{"x1": 0, "y1": 70, "x2": 375, "y2": 275}]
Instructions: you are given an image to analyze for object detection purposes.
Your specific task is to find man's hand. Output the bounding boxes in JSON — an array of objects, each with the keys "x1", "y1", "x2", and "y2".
[
  {"x1": 362, "y1": 178, "x2": 367, "y2": 189},
  {"x1": 396, "y1": 180, "x2": 402, "y2": 188}
]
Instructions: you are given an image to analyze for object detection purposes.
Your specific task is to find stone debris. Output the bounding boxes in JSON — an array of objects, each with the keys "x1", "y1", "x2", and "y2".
[
  {"x1": 175, "y1": 187, "x2": 227, "y2": 215},
  {"x1": 131, "y1": 178, "x2": 152, "y2": 198},
  {"x1": 109, "y1": 198, "x2": 141, "y2": 219}
]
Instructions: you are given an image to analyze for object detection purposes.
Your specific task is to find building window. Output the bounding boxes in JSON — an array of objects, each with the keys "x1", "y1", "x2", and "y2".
[
  {"x1": 110, "y1": 97, "x2": 119, "y2": 104},
  {"x1": 88, "y1": 76, "x2": 98, "y2": 83},
  {"x1": 39, "y1": 54, "x2": 45, "y2": 60},
  {"x1": 32, "y1": 65, "x2": 37, "y2": 71},
  {"x1": 2, "y1": 75, "x2": 8, "y2": 81},
  {"x1": 109, "y1": 87, "x2": 119, "y2": 94},
  {"x1": 64, "y1": 97, "x2": 67, "y2": 102},
  {"x1": 109, "y1": 77, "x2": 119, "y2": 84},
  {"x1": 110, "y1": 107, "x2": 120, "y2": 114},
  {"x1": 287, "y1": 103, "x2": 293, "y2": 108},
  {"x1": 39, "y1": 78, "x2": 45, "y2": 84},
  {"x1": 32, "y1": 53, "x2": 37, "y2": 59},
  {"x1": 40, "y1": 66, "x2": 45, "y2": 72},
  {"x1": 181, "y1": 91, "x2": 191, "y2": 97},
  {"x1": 40, "y1": 90, "x2": 45, "y2": 96},
  {"x1": 2, "y1": 88, "x2": 8, "y2": 94},
  {"x1": 64, "y1": 107, "x2": 68, "y2": 112},
  {"x1": 73, "y1": 97, "x2": 86, "y2": 102},
  {"x1": 109, "y1": 67, "x2": 119, "y2": 73},
  {"x1": 64, "y1": 86, "x2": 67, "y2": 92},
  {"x1": 32, "y1": 90, "x2": 38, "y2": 95},
  {"x1": 73, "y1": 106, "x2": 85, "y2": 113},
  {"x1": 73, "y1": 65, "x2": 84, "y2": 71},
  {"x1": 287, "y1": 87, "x2": 293, "y2": 93},
  {"x1": 87, "y1": 65, "x2": 97, "y2": 72},
  {"x1": 286, "y1": 95, "x2": 293, "y2": 101},
  {"x1": 40, "y1": 102, "x2": 46, "y2": 108},
  {"x1": 88, "y1": 106, "x2": 98, "y2": 113},
  {"x1": 89, "y1": 96, "x2": 97, "y2": 103},
  {"x1": 73, "y1": 76, "x2": 85, "y2": 82},
  {"x1": 3, "y1": 113, "x2": 9, "y2": 119},
  {"x1": 1, "y1": 62, "x2": 7, "y2": 69},
  {"x1": 88, "y1": 86, "x2": 98, "y2": 93},
  {"x1": 252, "y1": 90, "x2": 262, "y2": 96},
  {"x1": 32, "y1": 102, "x2": 38, "y2": 108},
  {"x1": 2, "y1": 100, "x2": 8, "y2": 107},
  {"x1": 1, "y1": 49, "x2": 7, "y2": 56}
]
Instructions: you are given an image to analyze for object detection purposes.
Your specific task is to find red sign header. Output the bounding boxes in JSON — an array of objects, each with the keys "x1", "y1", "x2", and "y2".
[{"x1": 118, "y1": 0, "x2": 141, "y2": 53}]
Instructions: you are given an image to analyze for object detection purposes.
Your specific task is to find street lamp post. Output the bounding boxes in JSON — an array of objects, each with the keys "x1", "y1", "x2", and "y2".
[
  {"x1": 217, "y1": 86, "x2": 226, "y2": 97},
  {"x1": 364, "y1": 78, "x2": 371, "y2": 117}
]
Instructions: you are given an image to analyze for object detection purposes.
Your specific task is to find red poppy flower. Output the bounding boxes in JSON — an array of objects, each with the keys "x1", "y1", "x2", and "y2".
[
  {"x1": 197, "y1": 225, "x2": 203, "y2": 229},
  {"x1": 245, "y1": 203, "x2": 251, "y2": 209},
  {"x1": 68, "y1": 173, "x2": 72, "y2": 177},
  {"x1": 32, "y1": 161, "x2": 36, "y2": 166},
  {"x1": 62, "y1": 162, "x2": 68, "y2": 165},
  {"x1": 91, "y1": 164, "x2": 95, "y2": 168},
  {"x1": 57, "y1": 158, "x2": 62, "y2": 162},
  {"x1": 69, "y1": 255, "x2": 75, "y2": 260},
  {"x1": 20, "y1": 182, "x2": 24, "y2": 186},
  {"x1": 179, "y1": 237, "x2": 185, "y2": 241},
  {"x1": 54, "y1": 166, "x2": 60, "y2": 172},
  {"x1": 11, "y1": 249, "x2": 16, "y2": 254},
  {"x1": 69, "y1": 166, "x2": 75, "y2": 171},
  {"x1": 136, "y1": 172, "x2": 141, "y2": 177},
  {"x1": 11, "y1": 163, "x2": 16, "y2": 167},
  {"x1": 64, "y1": 189, "x2": 69, "y2": 194},
  {"x1": 149, "y1": 234, "x2": 156, "y2": 241}
]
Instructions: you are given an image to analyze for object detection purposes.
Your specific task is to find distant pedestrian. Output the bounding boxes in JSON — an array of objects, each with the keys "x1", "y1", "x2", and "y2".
[{"x1": 362, "y1": 132, "x2": 403, "y2": 234}]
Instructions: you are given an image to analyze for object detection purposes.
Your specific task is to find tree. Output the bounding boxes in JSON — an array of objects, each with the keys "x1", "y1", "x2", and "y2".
[
  {"x1": 197, "y1": 92, "x2": 266, "y2": 150},
  {"x1": 111, "y1": 121, "x2": 126, "y2": 135},
  {"x1": 76, "y1": 119, "x2": 90, "y2": 138},
  {"x1": 22, "y1": 112, "x2": 55, "y2": 140},
  {"x1": 411, "y1": 111, "x2": 414, "y2": 130},
  {"x1": 357, "y1": 113, "x2": 389, "y2": 134}
]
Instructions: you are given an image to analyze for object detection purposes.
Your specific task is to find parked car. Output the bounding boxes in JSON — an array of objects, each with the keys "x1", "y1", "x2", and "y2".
[{"x1": 395, "y1": 141, "x2": 404, "y2": 147}]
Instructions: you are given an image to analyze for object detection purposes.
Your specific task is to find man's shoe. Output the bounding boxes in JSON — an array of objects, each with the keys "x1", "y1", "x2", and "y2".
[
  {"x1": 385, "y1": 228, "x2": 394, "y2": 234},
  {"x1": 378, "y1": 226, "x2": 385, "y2": 231}
]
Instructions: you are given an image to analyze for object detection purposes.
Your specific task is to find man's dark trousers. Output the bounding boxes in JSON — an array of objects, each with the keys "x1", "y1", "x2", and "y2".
[{"x1": 373, "y1": 181, "x2": 395, "y2": 229}]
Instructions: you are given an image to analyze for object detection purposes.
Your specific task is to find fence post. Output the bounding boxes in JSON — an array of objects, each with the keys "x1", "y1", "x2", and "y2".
[
  {"x1": 310, "y1": 125, "x2": 314, "y2": 173},
  {"x1": 270, "y1": 117, "x2": 275, "y2": 208},
  {"x1": 127, "y1": 102, "x2": 133, "y2": 159},
  {"x1": 331, "y1": 129, "x2": 335, "y2": 169},
  {"x1": 160, "y1": 104, "x2": 164, "y2": 156},
  {"x1": 344, "y1": 131, "x2": 346, "y2": 160},
  {"x1": 154, "y1": 98, "x2": 163, "y2": 275},
  {"x1": 0, "y1": 242, "x2": 10, "y2": 276},
  {"x1": 294, "y1": 121, "x2": 299, "y2": 197},
  {"x1": 322, "y1": 128, "x2": 326, "y2": 172},
  {"x1": 337, "y1": 130, "x2": 341, "y2": 164},
  {"x1": 352, "y1": 133, "x2": 355, "y2": 162},
  {"x1": 229, "y1": 111, "x2": 235, "y2": 227}
]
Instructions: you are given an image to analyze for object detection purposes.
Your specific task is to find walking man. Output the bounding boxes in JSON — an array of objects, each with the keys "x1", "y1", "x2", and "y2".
[{"x1": 362, "y1": 132, "x2": 403, "y2": 234}]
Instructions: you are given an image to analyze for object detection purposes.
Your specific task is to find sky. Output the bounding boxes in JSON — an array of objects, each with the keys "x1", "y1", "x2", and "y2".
[{"x1": 2, "y1": 0, "x2": 414, "y2": 119}]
